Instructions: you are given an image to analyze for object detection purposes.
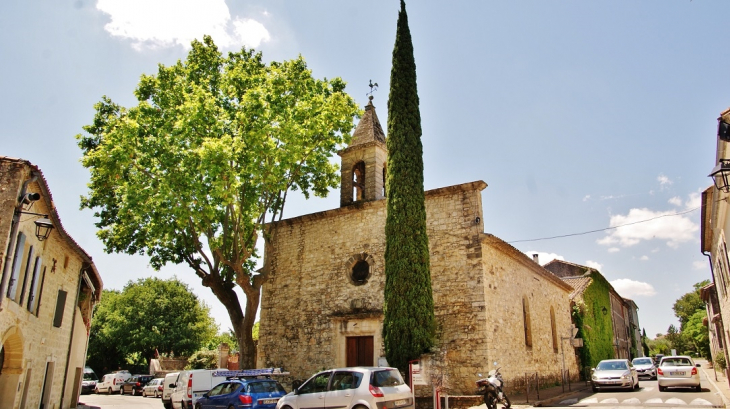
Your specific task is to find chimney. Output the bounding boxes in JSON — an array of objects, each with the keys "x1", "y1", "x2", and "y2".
[{"x1": 532, "y1": 254, "x2": 539, "y2": 264}]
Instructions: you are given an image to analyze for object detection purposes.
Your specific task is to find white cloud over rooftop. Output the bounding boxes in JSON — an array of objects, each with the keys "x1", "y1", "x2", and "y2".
[
  {"x1": 611, "y1": 278, "x2": 656, "y2": 297},
  {"x1": 597, "y1": 207, "x2": 698, "y2": 249},
  {"x1": 96, "y1": 0, "x2": 270, "y2": 50}
]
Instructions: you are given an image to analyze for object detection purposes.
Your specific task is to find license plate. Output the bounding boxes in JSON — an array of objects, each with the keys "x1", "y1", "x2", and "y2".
[
  {"x1": 261, "y1": 399, "x2": 279, "y2": 404},
  {"x1": 394, "y1": 399, "x2": 408, "y2": 407},
  {"x1": 670, "y1": 371, "x2": 686, "y2": 376}
]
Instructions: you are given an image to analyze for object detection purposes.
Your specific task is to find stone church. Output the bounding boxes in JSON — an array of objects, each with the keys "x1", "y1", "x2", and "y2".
[{"x1": 257, "y1": 99, "x2": 580, "y2": 395}]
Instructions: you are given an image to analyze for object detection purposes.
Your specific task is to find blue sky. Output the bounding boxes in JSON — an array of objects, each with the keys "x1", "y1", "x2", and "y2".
[{"x1": 1, "y1": 0, "x2": 725, "y2": 339}]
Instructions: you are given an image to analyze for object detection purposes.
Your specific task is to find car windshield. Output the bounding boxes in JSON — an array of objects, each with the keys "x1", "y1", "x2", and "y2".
[
  {"x1": 661, "y1": 358, "x2": 693, "y2": 367},
  {"x1": 247, "y1": 381, "x2": 286, "y2": 394},
  {"x1": 371, "y1": 369, "x2": 405, "y2": 387},
  {"x1": 83, "y1": 372, "x2": 97, "y2": 381},
  {"x1": 633, "y1": 358, "x2": 652, "y2": 365},
  {"x1": 596, "y1": 361, "x2": 627, "y2": 371}
]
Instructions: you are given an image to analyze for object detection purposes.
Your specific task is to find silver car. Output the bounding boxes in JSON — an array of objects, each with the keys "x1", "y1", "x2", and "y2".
[
  {"x1": 657, "y1": 355, "x2": 701, "y2": 392},
  {"x1": 591, "y1": 359, "x2": 639, "y2": 392},
  {"x1": 276, "y1": 367, "x2": 414, "y2": 409},
  {"x1": 631, "y1": 357, "x2": 657, "y2": 380}
]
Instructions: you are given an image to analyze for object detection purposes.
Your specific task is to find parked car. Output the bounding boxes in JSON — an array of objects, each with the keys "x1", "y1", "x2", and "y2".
[
  {"x1": 654, "y1": 354, "x2": 665, "y2": 364},
  {"x1": 80, "y1": 367, "x2": 98, "y2": 394},
  {"x1": 591, "y1": 359, "x2": 638, "y2": 392},
  {"x1": 95, "y1": 370, "x2": 131, "y2": 394},
  {"x1": 632, "y1": 357, "x2": 657, "y2": 380},
  {"x1": 143, "y1": 377, "x2": 165, "y2": 398},
  {"x1": 276, "y1": 367, "x2": 414, "y2": 409},
  {"x1": 657, "y1": 355, "x2": 701, "y2": 392},
  {"x1": 195, "y1": 378, "x2": 287, "y2": 409},
  {"x1": 162, "y1": 372, "x2": 180, "y2": 409},
  {"x1": 122, "y1": 374, "x2": 155, "y2": 395},
  {"x1": 171, "y1": 369, "x2": 228, "y2": 409}
]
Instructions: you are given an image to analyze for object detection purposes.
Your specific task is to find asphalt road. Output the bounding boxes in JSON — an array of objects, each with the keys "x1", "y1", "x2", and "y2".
[{"x1": 78, "y1": 393, "x2": 165, "y2": 409}]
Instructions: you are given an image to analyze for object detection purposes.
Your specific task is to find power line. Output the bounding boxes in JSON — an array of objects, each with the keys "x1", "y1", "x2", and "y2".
[{"x1": 507, "y1": 207, "x2": 700, "y2": 244}]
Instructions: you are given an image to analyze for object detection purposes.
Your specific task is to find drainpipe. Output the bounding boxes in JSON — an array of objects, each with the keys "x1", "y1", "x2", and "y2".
[
  {"x1": 0, "y1": 174, "x2": 38, "y2": 311},
  {"x1": 60, "y1": 263, "x2": 87, "y2": 408}
]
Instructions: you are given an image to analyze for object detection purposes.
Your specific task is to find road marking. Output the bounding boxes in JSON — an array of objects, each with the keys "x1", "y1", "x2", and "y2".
[
  {"x1": 579, "y1": 398, "x2": 598, "y2": 404},
  {"x1": 599, "y1": 398, "x2": 619, "y2": 403},
  {"x1": 689, "y1": 398, "x2": 714, "y2": 406},
  {"x1": 645, "y1": 398, "x2": 664, "y2": 404},
  {"x1": 664, "y1": 397, "x2": 688, "y2": 405},
  {"x1": 642, "y1": 386, "x2": 655, "y2": 391},
  {"x1": 559, "y1": 398, "x2": 579, "y2": 405},
  {"x1": 622, "y1": 398, "x2": 641, "y2": 405}
]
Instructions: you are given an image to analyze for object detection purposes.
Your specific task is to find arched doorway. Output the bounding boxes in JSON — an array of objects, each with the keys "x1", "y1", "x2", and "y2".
[{"x1": 0, "y1": 327, "x2": 24, "y2": 409}]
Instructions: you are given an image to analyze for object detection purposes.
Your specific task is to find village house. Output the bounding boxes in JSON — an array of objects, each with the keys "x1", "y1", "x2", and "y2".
[
  {"x1": 256, "y1": 100, "x2": 581, "y2": 397},
  {"x1": 0, "y1": 156, "x2": 102, "y2": 409}
]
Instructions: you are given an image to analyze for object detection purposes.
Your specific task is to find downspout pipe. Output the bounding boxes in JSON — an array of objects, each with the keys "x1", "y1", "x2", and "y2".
[
  {"x1": 60, "y1": 263, "x2": 88, "y2": 408},
  {"x1": 0, "y1": 174, "x2": 38, "y2": 311}
]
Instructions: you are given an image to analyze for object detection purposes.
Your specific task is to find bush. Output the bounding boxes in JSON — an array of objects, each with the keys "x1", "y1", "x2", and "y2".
[
  {"x1": 185, "y1": 349, "x2": 218, "y2": 370},
  {"x1": 715, "y1": 353, "x2": 727, "y2": 371}
]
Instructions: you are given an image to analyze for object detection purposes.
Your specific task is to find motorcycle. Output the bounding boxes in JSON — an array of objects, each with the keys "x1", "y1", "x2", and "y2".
[{"x1": 476, "y1": 368, "x2": 511, "y2": 409}]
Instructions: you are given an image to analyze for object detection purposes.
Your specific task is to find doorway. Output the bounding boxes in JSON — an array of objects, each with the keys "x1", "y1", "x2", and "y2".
[{"x1": 346, "y1": 336, "x2": 373, "y2": 367}]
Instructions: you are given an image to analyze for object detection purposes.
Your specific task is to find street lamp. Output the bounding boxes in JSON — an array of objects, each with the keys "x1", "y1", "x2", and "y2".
[
  {"x1": 33, "y1": 217, "x2": 54, "y2": 241},
  {"x1": 602, "y1": 306, "x2": 608, "y2": 316},
  {"x1": 709, "y1": 159, "x2": 730, "y2": 193}
]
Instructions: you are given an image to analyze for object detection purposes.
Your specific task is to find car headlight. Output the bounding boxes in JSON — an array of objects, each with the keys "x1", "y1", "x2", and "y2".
[
  {"x1": 621, "y1": 373, "x2": 631, "y2": 380},
  {"x1": 592, "y1": 375, "x2": 598, "y2": 381}
]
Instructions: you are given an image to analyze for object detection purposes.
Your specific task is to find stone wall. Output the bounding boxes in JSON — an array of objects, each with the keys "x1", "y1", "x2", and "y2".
[
  {"x1": 259, "y1": 180, "x2": 578, "y2": 396},
  {"x1": 0, "y1": 159, "x2": 99, "y2": 409}
]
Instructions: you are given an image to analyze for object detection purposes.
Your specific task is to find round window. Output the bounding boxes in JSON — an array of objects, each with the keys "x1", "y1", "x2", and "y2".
[{"x1": 351, "y1": 260, "x2": 370, "y2": 284}]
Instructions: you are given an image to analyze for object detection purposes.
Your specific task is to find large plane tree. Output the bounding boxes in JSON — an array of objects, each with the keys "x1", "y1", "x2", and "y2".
[
  {"x1": 383, "y1": 0, "x2": 435, "y2": 372},
  {"x1": 77, "y1": 36, "x2": 360, "y2": 368}
]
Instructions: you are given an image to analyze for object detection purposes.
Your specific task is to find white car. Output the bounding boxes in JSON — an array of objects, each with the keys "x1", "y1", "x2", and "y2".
[
  {"x1": 95, "y1": 370, "x2": 131, "y2": 394},
  {"x1": 632, "y1": 357, "x2": 657, "y2": 380},
  {"x1": 591, "y1": 359, "x2": 638, "y2": 392},
  {"x1": 657, "y1": 355, "x2": 701, "y2": 392},
  {"x1": 162, "y1": 372, "x2": 179, "y2": 409},
  {"x1": 143, "y1": 377, "x2": 165, "y2": 398},
  {"x1": 276, "y1": 367, "x2": 414, "y2": 409}
]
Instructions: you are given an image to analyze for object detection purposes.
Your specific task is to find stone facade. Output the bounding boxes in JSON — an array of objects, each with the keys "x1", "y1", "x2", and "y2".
[
  {"x1": 257, "y1": 102, "x2": 580, "y2": 396},
  {"x1": 0, "y1": 157, "x2": 102, "y2": 409}
]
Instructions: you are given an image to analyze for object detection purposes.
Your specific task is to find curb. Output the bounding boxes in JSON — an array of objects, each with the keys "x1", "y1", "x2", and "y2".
[
  {"x1": 531, "y1": 384, "x2": 591, "y2": 407},
  {"x1": 699, "y1": 365, "x2": 730, "y2": 408}
]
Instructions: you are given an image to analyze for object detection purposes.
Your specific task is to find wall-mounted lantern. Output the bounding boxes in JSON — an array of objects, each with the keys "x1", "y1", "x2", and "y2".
[
  {"x1": 709, "y1": 159, "x2": 730, "y2": 193},
  {"x1": 33, "y1": 217, "x2": 54, "y2": 241}
]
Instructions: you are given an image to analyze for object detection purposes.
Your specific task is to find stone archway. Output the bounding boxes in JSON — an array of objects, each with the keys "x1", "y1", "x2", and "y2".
[{"x1": 0, "y1": 326, "x2": 24, "y2": 409}]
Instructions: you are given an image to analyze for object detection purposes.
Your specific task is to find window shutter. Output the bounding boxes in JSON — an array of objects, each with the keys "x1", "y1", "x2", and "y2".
[{"x1": 53, "y1": 290, "x2": 67, "y2": 328}]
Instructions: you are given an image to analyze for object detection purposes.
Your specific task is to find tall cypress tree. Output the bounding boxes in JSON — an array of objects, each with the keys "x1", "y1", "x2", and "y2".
[{"x1": 383, "y1": 0, "x2": 435, "y2": 373}]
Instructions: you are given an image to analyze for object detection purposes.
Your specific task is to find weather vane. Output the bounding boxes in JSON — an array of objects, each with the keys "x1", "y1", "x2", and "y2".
[{"x1": 367, "y1": 79, "x2": 378, "y2": 100}]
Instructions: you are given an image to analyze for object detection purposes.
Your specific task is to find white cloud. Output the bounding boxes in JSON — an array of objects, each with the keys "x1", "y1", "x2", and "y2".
[
  {"x1": 583, "y1": 195, "x2": 591, "y2": 202},
  {"x1": 524, "y1": 251, "x2": 564, "y2": 265},
  {"x1": 96, "y1": 0, "x2": 270, "y2": 50},
  {"x1": 610, "y1": 278, "x2": 656, "y2": 297},
  {"x1": 640, "y1": 255, "x2": 649, "y2": 261},
  {"x1": 586, "y1": 260, "x2": 603, "y2": 271},
  {"x1": 685, "y1": 191, "x2": 701, "y2": 210},
  {"x1": 668, "y1": 196, "x2": 682, "y2": 207},
  {"x1": 607, "y1": 247, "x2": 620, "y2": 253},
  {"x1": 597, "y1": 208, "x2": 699, "y2": 248},
  {"x1": 658, "y1": 174, "x2": 673, "y2": 187},
  {"x1": 693, "y1": 260, "x2": 707, "y2": 270}
]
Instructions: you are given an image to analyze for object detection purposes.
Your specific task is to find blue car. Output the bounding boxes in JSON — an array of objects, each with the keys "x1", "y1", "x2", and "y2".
[{"x1": 195, "y1": 379, "x2": 287, "y2": 409}]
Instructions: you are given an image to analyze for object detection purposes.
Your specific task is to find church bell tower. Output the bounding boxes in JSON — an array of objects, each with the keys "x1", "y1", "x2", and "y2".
[{"x1": 339, "y1": 96, "x2": 388, "y2": 207}]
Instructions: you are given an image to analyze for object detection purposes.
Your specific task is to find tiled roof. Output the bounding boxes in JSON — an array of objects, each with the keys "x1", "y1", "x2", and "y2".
[
  {"x1": 562, "y1": 276, "x2": 592, "y2": 300},
  {"x1": 349, "y1": 98, "x2": 385, "y2": 146}
]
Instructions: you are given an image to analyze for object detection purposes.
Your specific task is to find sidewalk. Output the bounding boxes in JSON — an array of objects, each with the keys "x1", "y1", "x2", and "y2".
[{"x1": 698, "y1": 359, "x2": 730, "y2": 408}]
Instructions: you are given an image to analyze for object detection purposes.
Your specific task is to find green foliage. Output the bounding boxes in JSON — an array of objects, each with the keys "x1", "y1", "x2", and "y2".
[
  {"x1": 673, "y1": 280, "x2": 710, "y2": 329},
  {"x1": 77, "y1": 35, "x2": 360, "y2": 368},
  {"x1": 684, "y1": 310, "x2": 711, "y2": 359},
  {"x1": 186, "y1": 348, "x2": 219, "y2": 370},
  {"x1": 87, "y1": 278, "x2": 217, "y2": 374},
  {"x1": 206, "y1": 329, "x2": 239, "y2": 351},
  {"x1": 383, "y1": 0, "x2": 435, "y2": 373},
  {"x1": 641, "y1": 328, "x2": 650, "y2": 357},
  {"x1": 573, "y1": 272, "x2": 615, "y2": 369},
  {"x1": 647, "y1": 335, "x2": 671, "y2": 356},
  {"x1": 715, "y1": 352, "x2": 727, "y2": 371}
]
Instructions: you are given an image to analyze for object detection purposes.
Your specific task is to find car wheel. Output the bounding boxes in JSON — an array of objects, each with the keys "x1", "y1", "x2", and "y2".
[
  {"x1": 696, "y1": 384, "x2": 702, "y2": 392},
  {"x1": 635, "y1": 379, "x2": 639, "y2": 390},
  {"x1": 132, "y1": 388, "x2": 137, "y2": 396},
  {"x1": 195, "y1": 403, "x2": 202, "y2": 409},
  {"x1": 155, "y1": 391, "x2": 160, "y2": 398},
  {"x1": 108, "y1": 387, "x2": 112, "y2": 394},
  {"x1": 659, "y1": 385, "x2": 666, "y2": 392},
  {"x1": 592, "y1": 385, "x2": 598, "y2": 393}
]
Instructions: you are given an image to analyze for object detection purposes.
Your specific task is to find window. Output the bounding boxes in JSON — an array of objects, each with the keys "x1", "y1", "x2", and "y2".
[
  {"x1": 53, "y1": 290, "x2": 68, "y2": 328},
  {"x1": 27, "y1": 258, "x2": 42, "y2": 314},
  {"x1": 207, "y1": 383, "x2": 226, "y2": 397},
  {"x1": 17, "y1": 246, "x2": 34, "y2": 305},
  {"x1": 331, "y1": 371, "x2": 362, "y2": 390},
  {"x1": 352, "y1": 161, "x2": 365, "y2": 201},
  {"x1": 382, "y1": 165, "x2": 387, "y2": 197},
  {"x1": 352, "y1": 261, "x2": 369, "y2": 284},
  {"x1": 298, "y1": 372, "x2": 331, "y2": 394},
  {"x1": 6, "y1": 232, "x2": 26, "y2": 300},
  {"x1": 550, "y1": 306, "x2": 558, "y2": 353},
  {"x1": 523, "y1": 297, "x2": 532, "y2": 347}
]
